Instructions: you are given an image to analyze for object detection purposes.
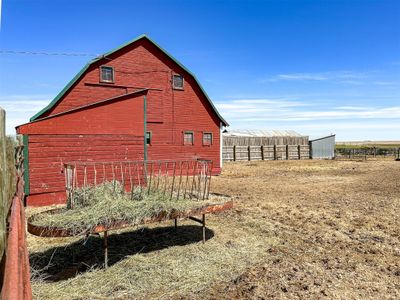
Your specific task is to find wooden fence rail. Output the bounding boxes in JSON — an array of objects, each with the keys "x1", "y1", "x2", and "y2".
[
  {"x1": 0, "y1": 107, "x2": 32, "y2": 299},
  {"x1": 223, "y1": 145, "x2": 310, "y2": 161},
  {"x1": 335, "y1": 147, "x2": 400, "y2": 160}
]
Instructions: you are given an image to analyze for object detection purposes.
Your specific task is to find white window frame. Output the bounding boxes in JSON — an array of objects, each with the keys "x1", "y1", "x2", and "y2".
[{"x1": 100, "y1": 66, "x2": 115, "y2": 83}]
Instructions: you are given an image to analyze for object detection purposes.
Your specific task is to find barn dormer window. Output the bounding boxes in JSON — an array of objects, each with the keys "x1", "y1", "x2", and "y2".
[
  {"x1": 172, "y1": 74, "x2": 184, "y2": 90},
  {"x1": 203, "y1": 132, "x2": 213, "y2": 146},
  {"x1": 100, "y1": 66, "x2": 114, "y2": 83},
  {"x1": 183, "y1": 131, "x2": 194, "y2": 145}
]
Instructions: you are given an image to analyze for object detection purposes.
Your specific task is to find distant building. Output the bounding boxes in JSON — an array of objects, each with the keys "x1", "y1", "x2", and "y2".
[
  {"x1": 223, "y1": 129, "x2": 309, "y2": 146},
  {"x1": 309, "y1": 135, "x2": 336, "y2": 159},
  {"x1": 222, "y1": 129, "x2": 310, "y2": 161}
]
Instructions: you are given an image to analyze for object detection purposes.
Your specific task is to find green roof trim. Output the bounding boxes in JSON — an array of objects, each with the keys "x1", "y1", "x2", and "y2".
[
  {"x1": 30, "y1": 34, "x2": 228, "y2": 126},
  {"x1": 30, "y1": 63, "x2": 91, "y2": 121}
]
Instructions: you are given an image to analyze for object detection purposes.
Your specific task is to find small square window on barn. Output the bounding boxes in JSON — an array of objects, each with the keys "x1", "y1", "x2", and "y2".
[
  {"x1": 172, "y1": 74, "x2": 184, "y2": 90},
  {"x1": 183, "y1": 131, "x2": 194, "y2": 145},
  {"x1": 146, "y1": 131, "x2": 152, "y2": 145},
  {"x1": 203, "y1": 132, "x2": 213, "y2": 146},
  {"x1": 100, "y1": 66, "x2": 114, "y2": 83}
]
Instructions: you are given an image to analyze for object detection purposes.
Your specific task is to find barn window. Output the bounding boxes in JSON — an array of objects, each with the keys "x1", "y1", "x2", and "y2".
[
  {"x1": 203, "y1": 132, "x2": 213, "y2": 146},
  {"x1": 183, "y1": 131, "x2": 194, "y2": 145},
  {"x1": 172, "y1": 74, "x2": 184, "y2": 90},
  {"x1": 100, "y1": 66, "x2": 114, "y2": 83},
  {"x1": 146, "y1": 131, "x2": 152, "y2": 145}
]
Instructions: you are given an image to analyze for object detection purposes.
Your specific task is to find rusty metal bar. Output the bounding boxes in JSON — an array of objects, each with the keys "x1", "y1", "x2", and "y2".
[
  {"x1": 104, "y1": 231, "x2": 108, "y2": 268},
  {"x1": 176, "y1": 161, "x2": 183, "y2": 200},
  {"x1": 170, "y1": 161, "x2": 177, "y2": 199},
  {"x1": 147, "y1": 162, "x2": 154, "y2": 195},
  {"x1": 64, "y1": 159, "x2": 214, "y2": 205}
]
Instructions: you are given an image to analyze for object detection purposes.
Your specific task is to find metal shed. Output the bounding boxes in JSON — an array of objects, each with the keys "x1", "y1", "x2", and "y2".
[{"x1": 309, "y1": 135, "x2": 336, "y2": 159}]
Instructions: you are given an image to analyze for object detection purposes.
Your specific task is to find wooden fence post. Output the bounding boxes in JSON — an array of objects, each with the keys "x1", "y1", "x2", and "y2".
[
  {"x1": 273, "y1": 145, "x2": 277, "y2": 160},
  {"x1": 247, "y1": 146, "x2": 251, "y2": 161},
  {"x1": 298, "y1": 145, "x2": 301, "y2": 160},
  {"x1": 286, "y1": 145, "x2": 289, "y2": 160},
  {"x1": 261, "y1": 145, "x2": 264, "y2": 161},
  {"x1": 0, "y1": 107, "x2": 7, "y2": 261},
  {"x1": 233, "y1": 145, "x2": 236, "y2": 162}
]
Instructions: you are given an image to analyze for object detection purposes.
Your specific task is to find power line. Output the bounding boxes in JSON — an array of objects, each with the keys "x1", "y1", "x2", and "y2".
[{"x1": 0, "y1": 50, "x2": 99, "y2": 57}]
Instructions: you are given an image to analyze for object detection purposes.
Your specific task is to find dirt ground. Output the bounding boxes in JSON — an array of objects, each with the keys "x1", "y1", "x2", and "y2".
[{"x1": 28, "y1": 159, "x2": 400, "y2": 299}]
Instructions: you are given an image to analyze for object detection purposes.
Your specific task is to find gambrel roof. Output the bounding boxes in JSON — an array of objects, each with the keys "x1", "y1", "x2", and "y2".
[{"x1": 30, "y1": 34, "x2": 228, "y2": 126}]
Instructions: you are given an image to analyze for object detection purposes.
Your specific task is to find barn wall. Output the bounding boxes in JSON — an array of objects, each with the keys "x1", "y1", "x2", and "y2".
[
  {"x1": 26, "y1": 134, "x2": 144, "y2": 206},
  {"x1": 39, "y1": 38, "x2": 221, "y2": 170},
  {"x1": 18, "y1": 94, "x2": 144, "y2": 135},
  {"x1": 18, "y1": 94, "x2": 145, "y2": 206}
]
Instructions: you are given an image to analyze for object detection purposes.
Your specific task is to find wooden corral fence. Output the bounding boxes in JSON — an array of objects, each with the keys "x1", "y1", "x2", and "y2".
[
  {"x1": 223, "y1": 135, "x2": 309, "y2": 147},
  {"x1": 223, "y1": 145, "x2": 310, "y2": 161},
  {"x1": 0, "y1": 107, "x2": 32, "y2": 299},
  {"x1": 335, "y1": 147, "x2": 400, "y2": 161}
]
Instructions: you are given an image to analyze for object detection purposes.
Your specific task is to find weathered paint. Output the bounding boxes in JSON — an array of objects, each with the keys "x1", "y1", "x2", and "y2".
[
  {"x1": 17, "y1": 36, "x2": 226, "y2": 206},
  {"x1": 22, "y1": 135, "x2": 30, "y2": 196},
  {"x1": 27, "y1": 200, "x2": 233, "y2": 237},
  {"x1": 30, "y1": 35, "x2": 228, "y2": 126},
  {"x1": 25, "y1": 134, "x2": 144, "y2": 206},
  {"x1": 1, "y1": 196, "x2": 32, "y2": 300}
]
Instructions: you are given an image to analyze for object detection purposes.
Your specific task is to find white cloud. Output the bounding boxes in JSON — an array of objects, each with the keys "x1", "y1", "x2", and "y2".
[
  {"x1": 276, "y1": 73, "x2": 328, "y2": 81},
  {"x1": 265, "y1": 71, "x2": 369, "y2": 83},
  {"x1": 373, "y1": 81, "x2": 399, "y2": 86},
  {"x1": 0, "y1": 95, "x2": 52, "y2": 135},
  {"x1": 216, "y1": 98, "x2": 400, "y2": 123}
]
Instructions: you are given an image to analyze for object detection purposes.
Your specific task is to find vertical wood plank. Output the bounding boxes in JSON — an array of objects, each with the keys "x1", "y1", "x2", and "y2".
[
  {"x1": 247, "y1": 146, "x2": 251, "y2": 161},
  {"x1": 286, "y1": 145, "x2": 289, "y2": 160},
  {"x1": 273, "y1": 145, "x2": 277, "y2": 160},
  {"x1": 261, "y1": 145, "x2": 264, "y2": 161},
  {"x1": 298, "y1": 145, "x2": 301, "y2": 160},
  {"x1": 233, "y1": 145, "x2": 236, "y2": 162},
  {"x1": 0, "y1": 107, "x2": 7, "y2": 259}
]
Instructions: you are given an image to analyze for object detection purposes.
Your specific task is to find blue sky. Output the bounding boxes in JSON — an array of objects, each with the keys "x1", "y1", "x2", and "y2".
[{"x1": 0, "y1": 0, "x2": 399, "y2": 140}]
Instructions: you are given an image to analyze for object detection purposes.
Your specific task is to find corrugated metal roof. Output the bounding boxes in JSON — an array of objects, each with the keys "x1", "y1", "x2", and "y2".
[{"x1": 223, "y1": 129, "x2": 305, "y2": 137}]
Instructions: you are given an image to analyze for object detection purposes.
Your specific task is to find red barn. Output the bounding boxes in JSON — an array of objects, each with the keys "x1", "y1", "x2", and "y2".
[{"x1": 16, "y1": 35, "x2": 228, "y2": 206}]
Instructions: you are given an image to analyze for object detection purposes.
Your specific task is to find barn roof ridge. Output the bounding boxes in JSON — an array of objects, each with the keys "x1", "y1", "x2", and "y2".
[
  {"x1": 29, "y1": 34, "x2": 229, "y2": 126},
  {"x1": 18, "y1": 89, "x2": 149, "y2": 128}
]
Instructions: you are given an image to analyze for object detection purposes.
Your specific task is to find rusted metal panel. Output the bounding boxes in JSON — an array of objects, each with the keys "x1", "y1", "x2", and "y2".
[
  {"x1": 1, "y1": 196, "x2": 32, "y2": 300},
  {"x1": 27, "y1": 200, "x2": 233, "y2": 238}
]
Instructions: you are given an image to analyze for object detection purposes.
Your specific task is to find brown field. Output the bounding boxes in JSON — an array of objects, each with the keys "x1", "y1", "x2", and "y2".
[{"x1": 28, "y1": 160, "x2": 400, "y2": 299}]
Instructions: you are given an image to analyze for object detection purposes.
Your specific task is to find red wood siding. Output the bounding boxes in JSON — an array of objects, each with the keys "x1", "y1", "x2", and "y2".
[
  {"x1": 18, "y1": 38, "x2": 223, "y2": 206},
  {"x1": 18, "y1": 93, "x2": 144, "y2": 135},
  {"x1": 38, "y1": 39, "x2": 221, "y2": 169},
  {"x1": 26, "y1": 134, "x2": 144, "y2": 206}
]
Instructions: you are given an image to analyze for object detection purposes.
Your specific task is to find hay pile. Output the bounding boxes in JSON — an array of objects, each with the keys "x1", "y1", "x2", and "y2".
[{"x1": 31, "y1": 181, "x2": 228, "y2": 235}]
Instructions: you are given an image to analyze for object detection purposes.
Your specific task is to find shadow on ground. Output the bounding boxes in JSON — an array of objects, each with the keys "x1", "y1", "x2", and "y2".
[{"x1": 30, "y1": 224, "x2": 214, "y2": 282}]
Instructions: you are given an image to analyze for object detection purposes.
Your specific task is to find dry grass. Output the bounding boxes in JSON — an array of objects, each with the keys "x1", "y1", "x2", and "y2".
[
  {"x1": 28, "y1": 160, "x2": 400, "y2": 299},
  {"x1": 30, "y1": 181, "x2": 228, "y2": 235}
]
